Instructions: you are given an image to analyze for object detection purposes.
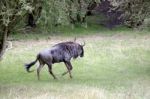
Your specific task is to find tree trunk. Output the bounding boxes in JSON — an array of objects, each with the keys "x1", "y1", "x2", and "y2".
[{"x1": 0, "y1": 26, "x2": 8, "y2": 60}]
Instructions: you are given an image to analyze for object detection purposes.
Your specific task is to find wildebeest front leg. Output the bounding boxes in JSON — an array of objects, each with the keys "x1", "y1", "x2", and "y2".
[
  {"x1": 47, "y1": 65, "x2": 57, "y2": 79},
  {"x1": 62, "y1": 61, "x2": 73, "y2": 78},
  {"x1": 62, "y1": 62, "x2": 69, "y2": 76}
]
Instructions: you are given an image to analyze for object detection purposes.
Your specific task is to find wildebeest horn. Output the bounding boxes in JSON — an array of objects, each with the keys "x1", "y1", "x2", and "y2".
[
  {"x1": 74, "y1": 37, "x2": 76, "y2": 42},
  {"x1": 81, "y1": 41, "x2": 85, "y2": 47}
]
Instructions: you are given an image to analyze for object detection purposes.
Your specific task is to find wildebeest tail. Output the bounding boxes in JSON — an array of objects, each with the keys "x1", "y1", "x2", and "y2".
[{"x1": 25, "y1": 54, "x2": 39, "y2": 72}]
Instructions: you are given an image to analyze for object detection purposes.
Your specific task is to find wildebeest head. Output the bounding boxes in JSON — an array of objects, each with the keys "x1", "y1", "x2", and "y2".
[
  {"x1": 78, "y1": 42, "x2": 85, "y2": 57},
  {"x1": 73, "y1": 37, "x2": 85, "y2": 58}
]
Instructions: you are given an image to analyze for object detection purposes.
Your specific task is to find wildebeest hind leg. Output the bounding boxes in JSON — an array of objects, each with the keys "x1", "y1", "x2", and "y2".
[{"x1": 37, "y1": 64, "x2": 44, "y2": 80}]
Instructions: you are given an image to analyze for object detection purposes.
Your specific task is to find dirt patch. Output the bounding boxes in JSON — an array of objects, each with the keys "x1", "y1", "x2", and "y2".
[{"x1": 11, "y1": 34, "x2": 150, "y2": 48}]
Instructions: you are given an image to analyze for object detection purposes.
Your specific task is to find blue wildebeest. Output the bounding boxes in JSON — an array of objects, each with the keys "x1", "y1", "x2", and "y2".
[{"x1": 25, "y1": 41, "x2": 85, "y2": 80}]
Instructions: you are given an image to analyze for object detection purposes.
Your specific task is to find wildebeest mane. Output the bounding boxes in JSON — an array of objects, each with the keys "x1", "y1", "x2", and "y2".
[{"x1": 53, "y1": 41, "x2": 79, "y2": 59}]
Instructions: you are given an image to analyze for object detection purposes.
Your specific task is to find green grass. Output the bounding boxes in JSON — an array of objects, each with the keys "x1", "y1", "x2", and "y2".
[{"x1": 0, "y1": 29, "x2": 150, "y2": 99}]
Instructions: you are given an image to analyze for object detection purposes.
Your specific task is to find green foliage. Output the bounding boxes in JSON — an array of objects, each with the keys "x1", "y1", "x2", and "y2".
[
  {"x1": 38, "y1": 0, "x2": 100, "y2": 32},
  {"x1": 38, "y1": 0, "x2": 69, "y2": 32},
  {"x1": 0, "y1": 0, "x2": 36, "y2": 37},
  {"x1": 0, "y1": 0, "x2": 34, "y2": 59},
  {"x1": 0, "y1": 0, "x2": 32, "y2": 27},
  {"x1": 110, "y1": 0, "x2": 150, "y2": 28}
]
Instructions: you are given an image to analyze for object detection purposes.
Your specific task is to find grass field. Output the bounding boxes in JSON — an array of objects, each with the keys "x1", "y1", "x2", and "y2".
[{"x1": 0, "y1": 29, "x2": 150, "y2": 99}]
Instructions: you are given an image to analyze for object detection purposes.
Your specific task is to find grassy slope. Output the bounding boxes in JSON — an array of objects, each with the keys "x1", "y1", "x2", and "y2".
[{"x1": 0, "y1": 26, "x2": 150, "y2": 99}]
